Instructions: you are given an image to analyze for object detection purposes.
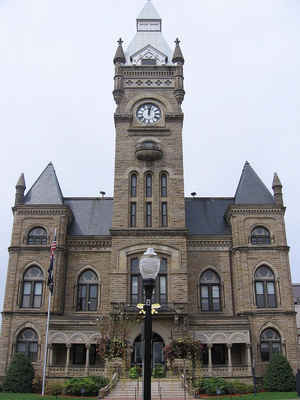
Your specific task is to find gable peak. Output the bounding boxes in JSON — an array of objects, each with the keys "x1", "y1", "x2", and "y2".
[{"x1": 138, "y1": 0, "x2": 161, "y2": 21}]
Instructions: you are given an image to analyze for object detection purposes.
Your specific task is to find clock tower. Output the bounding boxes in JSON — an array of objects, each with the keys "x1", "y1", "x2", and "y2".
[
  {"x1": 109, "y1": 0, "x2": 189, "y2": 315},
  {"x1": 111, "y1": 0, "x2": 186, "y2": 231}
]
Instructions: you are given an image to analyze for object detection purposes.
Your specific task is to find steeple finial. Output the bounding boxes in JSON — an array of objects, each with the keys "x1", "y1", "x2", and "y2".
[
  {"x1": 272, "y1": 172, "x2": 283, "y2": 206},
  {"x1": 172, "y1": 38, "x2": 185, "y2": 65},
  {"x1": 113, "y1": 38, "x2": 126, "y2": 65},
  {"x1": 15, "y1": 173, "x2": 26, "y2": 206}
]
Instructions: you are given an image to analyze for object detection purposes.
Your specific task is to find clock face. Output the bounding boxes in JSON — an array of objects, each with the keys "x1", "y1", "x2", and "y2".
[{"x1": 136, "y1": 103, "x2": 161, "y2": 125}]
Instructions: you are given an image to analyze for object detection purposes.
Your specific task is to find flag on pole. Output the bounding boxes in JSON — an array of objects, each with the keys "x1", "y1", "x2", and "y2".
[{"x1": 47, "y1": 230, "x2": 57, "y2": 293}]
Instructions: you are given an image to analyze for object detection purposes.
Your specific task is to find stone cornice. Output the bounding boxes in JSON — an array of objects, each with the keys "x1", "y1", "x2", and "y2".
[
  {"x1": 110, "y1": 228, "x2": 188, "y2": 237},
  {"x1": 67, "y1": 237, "x2": 112, "y2": 251},
  {"x1": 8, "y1": 246, "x2": 66, "y2": 253},
  {"x1": 225, "y1": 204, "x2": 285, "y2": 221},
  {"x1": 114, "y1": 113, "x2": 132, "y2": 122},
  {"x1": 237, "y1": 310, "x2": 296, "y2": 317},
  {"x1": 165, "y1": 113, "x2": 184, "y2": 121},
  {"x1": 13, "y1": 205, "x2": 73, "y2": 219},
  {"x1": 232, "y1": 245, "x2": 290, "y2": 253},
  {"x1": 188, "y1": 238, "x2": 232, "y2": 251}
]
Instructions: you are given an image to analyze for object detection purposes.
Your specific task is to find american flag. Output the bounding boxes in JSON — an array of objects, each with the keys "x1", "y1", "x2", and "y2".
[{"x1": 47, "y1": 230, "x2": 57, "y2": 294}]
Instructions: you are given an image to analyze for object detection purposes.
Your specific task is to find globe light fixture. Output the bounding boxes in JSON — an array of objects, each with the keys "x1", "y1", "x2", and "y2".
[{"x1": 139, "y1": 247, "x2": 160, "y2": 280}]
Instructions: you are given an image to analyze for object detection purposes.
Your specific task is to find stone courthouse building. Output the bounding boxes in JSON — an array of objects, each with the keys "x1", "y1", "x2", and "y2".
[{"x1": 0, "y1": 0, "x2": 298, "y2": 382}]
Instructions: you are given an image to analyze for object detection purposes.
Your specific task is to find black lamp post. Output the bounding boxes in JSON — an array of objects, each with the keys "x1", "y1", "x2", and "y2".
[{"x1": 139, "y1": 248, "x2": 160, "y2": 400}]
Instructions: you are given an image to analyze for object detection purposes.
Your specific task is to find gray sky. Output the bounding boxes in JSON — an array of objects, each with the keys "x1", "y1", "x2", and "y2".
[{"x1": 0, "y1": 0, "x2": 299, "y2": 315}]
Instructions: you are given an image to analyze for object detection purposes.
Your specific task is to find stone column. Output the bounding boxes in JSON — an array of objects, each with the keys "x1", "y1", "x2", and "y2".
[
  {"x1": 85, "y1": 344, "x2": 90, "y2": 375},
  {"x1": 208, "y1": 344, "x2": 213, "y2": 375},
  {"x1": 65, "y1": 344, "x2": 71, "y2": 374},
  {"x1": 227, "y1": 344, "x2": 232, "y2": 376},
  {"x1": 246, "y1": 344, "x2": 252, "y2": 374},
  {"x1": 48, "y1": 344, "x2": 53, "y2": 367}
]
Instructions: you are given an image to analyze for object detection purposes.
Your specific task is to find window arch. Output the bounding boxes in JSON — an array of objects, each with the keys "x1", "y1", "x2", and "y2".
[
  {"x1": 27, "y1": 227, "x2": 47, "y2": 245},
  {"x1": 251, "y1": 226, "x2": 271, "y2": 245},
  {"x1": 16, "y1": 328, "x2": 38, "y2": 361},
  {"x1": 77, "y1": 269, "x2": 99, "y2": 312},
  {"x1": 130, "y1": 173, "x2": 137, "y2": 198},
  {"x1": 260, "y1": 328, "x2": 281, "y2": 361},
  {"x1": 21, "y1": 266, "x2": 44, "y2": 308},
  {"x1": 255, "y1": 265, "x2": 276, "y2": 308},
  {"x1": 199, "y1": 269, "x2": 221, "y2": 312},
  {"x1": 145, "y1": 173, "x2": 152, "y2": 198},
  {"x1": 130, "y1": 256, "x2": 168, "y2": 305},
  {"x1": 160, "y1": 173, "x2": 168, "y2": 198}
]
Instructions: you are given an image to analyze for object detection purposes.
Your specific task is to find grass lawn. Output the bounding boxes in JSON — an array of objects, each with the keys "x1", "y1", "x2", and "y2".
[
  {"x1": 198, "y1": 392, "x2": 298, "y2": 399},
  {"x1": 0, "y1": 394, "x2": 97, "y2": 400}
]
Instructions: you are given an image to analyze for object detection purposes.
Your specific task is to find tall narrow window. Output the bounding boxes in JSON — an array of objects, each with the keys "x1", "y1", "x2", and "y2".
[
  {"x1": 255, "y1": 265, "x2": 276, "y2": 308},
  {"x1": 131, "y1": 174, "x2": 137, "y2": 197},
  {"x1": 260, "y1": 328, "x2": 281, "y2": 361},
  {"x1": 130, "y1": 257, "x2": 168, "y2": 305},
  {"x1": 146, "y1": 174, "x2": 152, "y2": 198},
  {"x1": 21, "y1": 266, "x2": 44, "y2": 308},
  {"x1": 16, "y1": 329, "x2": 38, "y2": 362},
  {"x1": 161, "y1": 174, "x2": 167, "y2": 197},
  {"x1": 77, "y1": 270, "x2": 99, "y2": 312},
  {"x1": 130, "y1": 202, "x2": 136, "y2": 227},
  {"x1": 146, "y1": 202, "x2": 152, "y2": 227},
  {"x1": 161, "y1": 202, "x2": 168, "y2": 227},
  {"x1": 199, "y1": 270, "x2": 221, "y2": 312}
]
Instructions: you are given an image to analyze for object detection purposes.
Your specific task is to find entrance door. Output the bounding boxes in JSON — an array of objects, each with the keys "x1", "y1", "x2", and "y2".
[{"x1": 132, "y1": 332, "x2": 165, "y2": 368}]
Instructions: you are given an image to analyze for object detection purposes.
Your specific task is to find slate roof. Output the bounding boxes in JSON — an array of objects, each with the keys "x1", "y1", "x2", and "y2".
[
  {"x1": 185, "y1": 198, "x2": 233, "y2": 235},
  {"x1": 293, "y1": 284, "x2": 300, "y2": 304},
  {"x1": 235, "y1": 161, "x2": 274, "y2": 204},
  {"x1": 24, "y1": 162, "x2": 64, "y2": 205},
  {"x1": 64, "y1": 198, "x2": 113, "y2": 236},
  {"x1": 138, "y1": 1, "x2": 161, "y2": 20}
]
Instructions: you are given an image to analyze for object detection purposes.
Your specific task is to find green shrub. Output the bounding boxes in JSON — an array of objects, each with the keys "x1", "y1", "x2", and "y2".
[
  {"x1": 46, "y1": 382, "x2": 65, "y2": 395},
  {"x1": 3, "y1": 353, "x2": 34, "y2": 393},
  {"x1": 129, "y1": 366, "x2": 140, "y2": 379},
  {"x1": 89, "y1": 375, "x2": 109, "y2": 389},
  {"x1": 263, "y1": 353, "x2": 296, "y2": 392},
  {"x1": 152, "y1": 364, "x2": 165, "y2": 378},
  {"x1": 32, "y1": 375, "x2": 42, "y2": 393},
  {"x1": 65, "y1": 377, "x2": 99, "y2": 396},
  {"x1": 202, "y1": 377, "x2": 227, "y2": 395},
  {"x1": 0, "y1": 383, "x2": 2, "y2": 392}
]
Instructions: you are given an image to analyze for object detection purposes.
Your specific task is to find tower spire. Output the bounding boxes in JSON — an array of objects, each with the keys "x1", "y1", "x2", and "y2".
[
  {"x1": 172, "y1": 38, "x2": 185, "y2": 65},
  {"x1": 113, "y1": 38, "x2": 126, "y2": 65}
]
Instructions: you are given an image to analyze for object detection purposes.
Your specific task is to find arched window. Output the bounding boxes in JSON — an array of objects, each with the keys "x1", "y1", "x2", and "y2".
[
  {"x1": 16, "y1": 328, "x2": 38, "y2": 362},
  {"x1": 251, "y1": 226, "x2": 271, "y2": 245},
  {"x1": 199, "y1": 270, "x2": 221, "y2": 312},
  {"x1": 77, "y1": 270, "x2": 99, "y2": 312},
  {"x1": 27, "y1": 227, "x2": 47, "y2": 245},
  {"x1": 130, "y1": 257, "x2": 168, "y2": 305},
  {"x1": 260, "y1": 328, "x2": 281, "y2": 361},
  {"x1": 130, "y1": 174, "x2": 137, "y2": 198},
  {"x1": 21, "y1": 266, "x2": 44, "y2": 308},
  {"x1": 146, "y1": 174, "x2": 152, "y2": 198},
  {"x1": 161, "y1": 173, "x2": 167, "y2": 198},
  {"x1": 255, "y1": 265, "x2": 276, "y2": 308}
]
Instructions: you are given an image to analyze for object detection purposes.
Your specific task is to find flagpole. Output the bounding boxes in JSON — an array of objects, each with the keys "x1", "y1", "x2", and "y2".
[
  {"x1": 42, "y1": 228, "x2": 57, "y2": 397},
  {"x1": 42, "y1": 291, "x2": 51, "y2": 396}
]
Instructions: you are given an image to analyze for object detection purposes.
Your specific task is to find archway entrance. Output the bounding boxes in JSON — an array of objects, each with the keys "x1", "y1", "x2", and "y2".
[{"x1": 132, "y1": 332, "x2": 165, "y2": 368}]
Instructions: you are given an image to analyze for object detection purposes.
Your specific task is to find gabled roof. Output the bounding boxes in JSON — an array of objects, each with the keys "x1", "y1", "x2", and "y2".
[
  {"x1": 24, "y1": 162, "x2": 64, "y2": 205},
  {"x1": 235, "y1": 161, "x2": 274, "y2": 205},
  {"x1": 138, "y1": 1, "x2": 161, "y2": 20}
]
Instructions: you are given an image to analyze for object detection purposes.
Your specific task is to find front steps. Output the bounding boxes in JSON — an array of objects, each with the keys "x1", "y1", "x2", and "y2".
[{"x1": 104, "y1": 378, "x2": 188, "y2": 400}]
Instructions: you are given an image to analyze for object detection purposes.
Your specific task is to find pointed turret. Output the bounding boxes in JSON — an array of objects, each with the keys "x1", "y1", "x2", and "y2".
[
  {"x1": 15, "y1": 173, "x2": 26, "y2": 206},
  {"x1": 172, "y1": 38, "x2": 185, "y2": 65},
  {"x1": 235, "y1": 161, "x2": 274, "y2": 204},
  {"x1": 125, "y1": 0, "x2": 172, "y2": 65},
  {"x1": 113, "y1": 38, "x2": 126, "y2": 65},
  {"x1": 24, "y1": 162, "x2": 64, "y2": 205},
  {"x1": 272, "y1": 172, "x2": 283, "y2": 206}
]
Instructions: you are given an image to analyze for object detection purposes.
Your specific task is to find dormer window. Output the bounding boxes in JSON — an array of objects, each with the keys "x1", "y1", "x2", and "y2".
[{"x1": 142, "y1": 59, "x2": 157, "y2": 65}]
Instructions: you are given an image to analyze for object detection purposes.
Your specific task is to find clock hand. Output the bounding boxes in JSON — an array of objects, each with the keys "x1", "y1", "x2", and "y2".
[{"x1": 148, "y1": 105, "x2": 151, "y2": 117}]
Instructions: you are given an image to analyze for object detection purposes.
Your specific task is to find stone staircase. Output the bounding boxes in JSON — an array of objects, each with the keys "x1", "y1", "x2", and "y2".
[{"x1": 104, "y1": 378, "x2": 188, "y2": 400}]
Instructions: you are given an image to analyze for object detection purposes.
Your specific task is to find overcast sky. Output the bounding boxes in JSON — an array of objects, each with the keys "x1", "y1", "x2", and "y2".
[{"x1": 0, "y1": 0, "x2": 299, "y2": 316}]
